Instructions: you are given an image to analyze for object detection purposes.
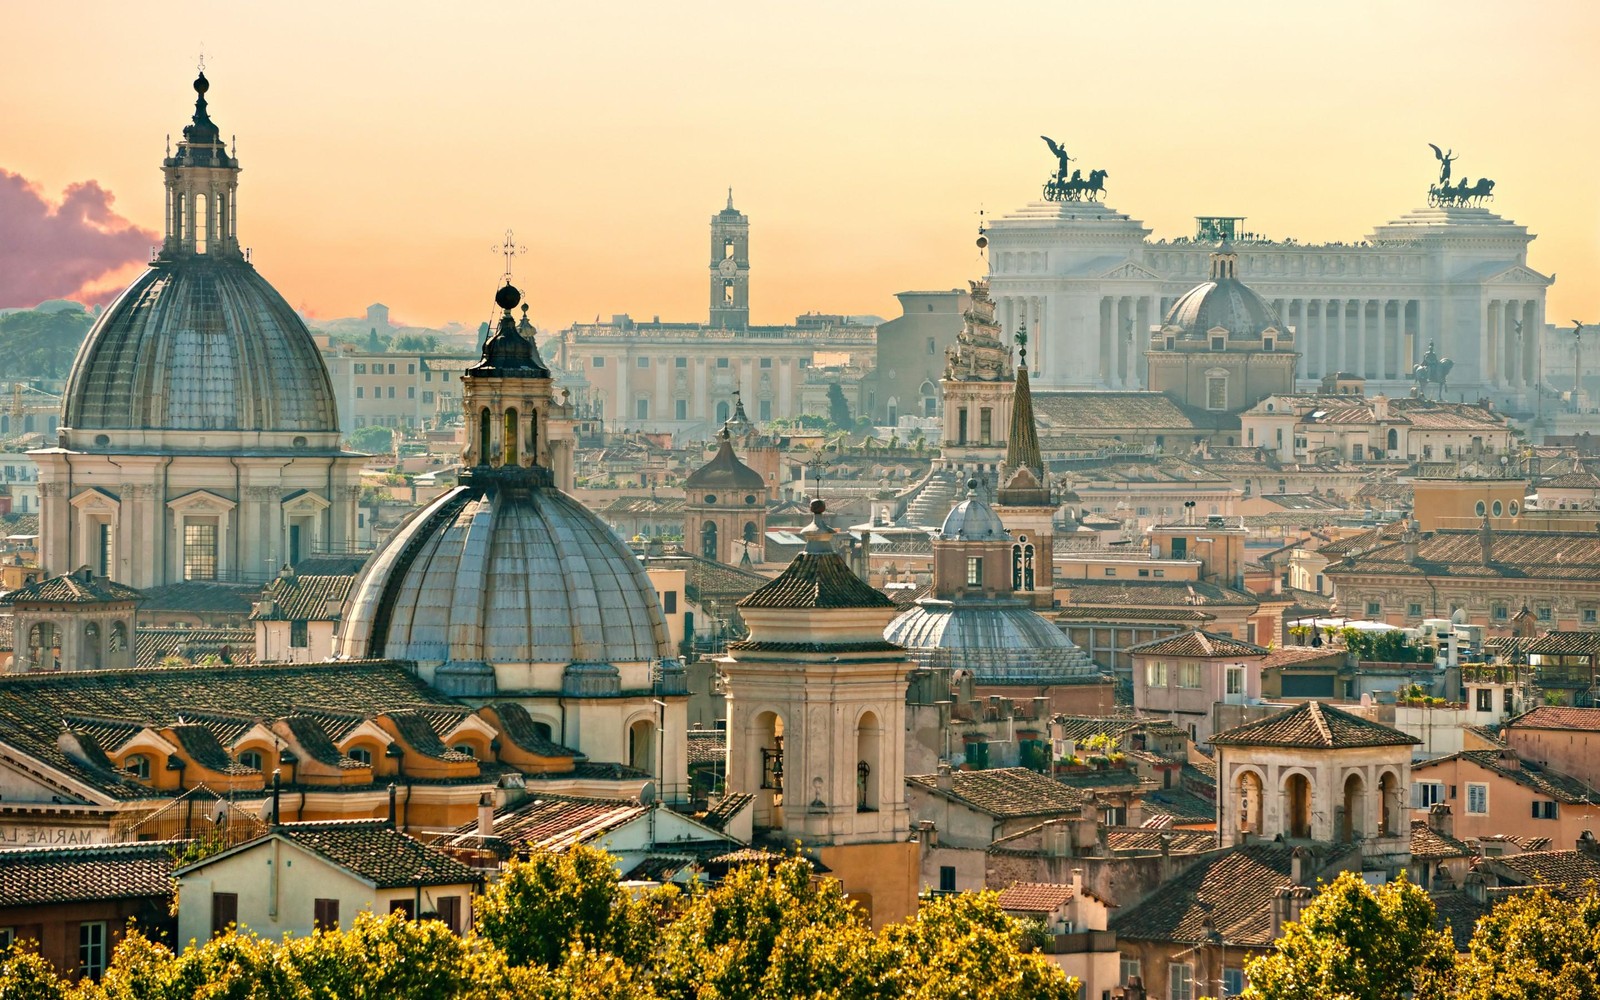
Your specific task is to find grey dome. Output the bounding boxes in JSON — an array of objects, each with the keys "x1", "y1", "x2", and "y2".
[
  {"x1": 63, "y1": 258, "x2": 339, "y2": 435},
  {"x1": 884, "y1": 601, "x2": 1099, "y2": 685},
  {"x1": 940, "y1": 496, "x2": 1009, "y2": 541},
  {"x1": 337, "y1": 481, "x2": 671, "y2": 678},
  {"x1": 1163, "y1": 278, "x2": 1285, "y2": 340}
]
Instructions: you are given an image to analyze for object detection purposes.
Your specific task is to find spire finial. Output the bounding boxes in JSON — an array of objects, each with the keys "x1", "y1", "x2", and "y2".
[
  {"x1": 727, "y1": 187, "x2": 734, "y2": 210},
  {"x1": 492, "y1": 229, "x2": 527, "y2": 286}
]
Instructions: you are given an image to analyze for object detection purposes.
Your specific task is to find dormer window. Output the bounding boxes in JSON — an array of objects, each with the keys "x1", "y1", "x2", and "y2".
[
  {"x1": 1263, "y1": 337, "x2": 1274, "y2": 352},
  {"x1": 238, "y1": 750, "x2": 265, "y2": 771},
  {"x1": 125, "y1": 754, "x2": 151, "y2": 780},
  {"x1": 1211, "y1": 336, "x2": 1225, "y2": 352},
  {"x1": 348, "y1": 747, "x2": 373, "y2": 766}
]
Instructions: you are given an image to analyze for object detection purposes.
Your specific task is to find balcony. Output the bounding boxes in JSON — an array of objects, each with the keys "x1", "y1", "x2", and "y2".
[{"x1": 1041, "y1": 930, "x2": 1118, "y2": 955}]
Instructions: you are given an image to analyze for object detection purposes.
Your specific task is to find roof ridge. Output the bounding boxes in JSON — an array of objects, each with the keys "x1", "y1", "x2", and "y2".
[{"x1": 1309, "y1": 702, "x2": 1332, "y2": 744}]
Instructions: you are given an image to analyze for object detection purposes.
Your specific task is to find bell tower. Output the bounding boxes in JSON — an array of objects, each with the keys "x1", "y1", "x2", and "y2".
[
  {"x1": 709, "y1": 189, "x2": 750, "y2": 330},
  {"x1": 160, "y1": 70, "x2": 241, "y2": 260}
]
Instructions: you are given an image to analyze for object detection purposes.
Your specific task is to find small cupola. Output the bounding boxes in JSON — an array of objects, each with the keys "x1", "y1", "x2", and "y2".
[{"x1": 1208, "y1": 243, "x2": 1239, "y2": 281}]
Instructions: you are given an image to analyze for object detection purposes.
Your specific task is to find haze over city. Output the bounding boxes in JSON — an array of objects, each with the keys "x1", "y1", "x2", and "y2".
[{"x1": 3, "y1": 1, "x2": 1597, "y2": 330}]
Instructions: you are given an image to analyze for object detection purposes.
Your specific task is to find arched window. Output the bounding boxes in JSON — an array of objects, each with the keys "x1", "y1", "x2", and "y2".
[
  {"x1": 1342, "y1": 772, "x2": 1366, "y2": 842},
  {"x1": 238, "y1": 750, "x2": 265, "y2": 771},
  {"x1": 1012, "y1": 543, "x2": 1036, "y2": 591},
  {"x1": 701, "y1": 520, "x2": 718, "y2": 560},
  {"x1": 716, "y1": 401, "x2": 730, "y2": 424},
  {"x1": 1379, "y1": 770, "x2": 1401, "y2": 837},
  {"x1": 109, "y1": 620, "x2": 128, "y2": 654},
  {"x1": 83, "y1": 622, "x2": 101, "y2": 668},
  {"x1": 754, "y1": 711, "x2": 785, "y2": 829},
  {"x1": 195, "y1": 193, "x2": 208, "y2": 253},
  {"x1": 743, "y1": 521, "x2": 758, "y2": 544},
  {"x1": 503, "y1": 408, "x2": 519, "y2": 466},
  {"x1": 1386, "y1": 428, "x2": 1398, "y2": 450},
  {"x1": 1285, "y1": 772, "x2": 1313, "y2": 839},
  {"x1": 920, "y1": 380, "x2": 937, "y2": 417},
  {"x1": 347, "y1": 747, "x2": 373, "y2": 766},
  {"x1": 856, "y1": 711, "x2": 882, "y2": 812},
  {"x1": 628, "y1": 720, "x2": 656, "y2": 775},
  {"x1": 478, "y1": 408, "x2": 492, "y2": 465}
]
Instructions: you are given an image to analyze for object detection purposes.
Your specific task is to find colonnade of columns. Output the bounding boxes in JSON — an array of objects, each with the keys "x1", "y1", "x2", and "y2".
[
  {"x1": 1095, "y1": 294, "x2": 1160, "y2": 388},
  {"x1": 1265, "y1": 298, "x2": 1423, "y2": 383},
  {"x1": 997, "y1": 295, "x2": 1048, "y2": 375},
  {"x1": 1483, "y1": 298, "x2": 1541, "y2": 389}
]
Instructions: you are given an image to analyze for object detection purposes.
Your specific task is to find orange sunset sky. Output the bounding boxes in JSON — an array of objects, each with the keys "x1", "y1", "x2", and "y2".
[{"x1": 4, "y1": 1, "x2": 1598, "y2": 333}]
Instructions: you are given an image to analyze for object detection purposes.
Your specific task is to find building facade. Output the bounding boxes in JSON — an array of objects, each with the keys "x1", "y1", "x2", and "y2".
[{"x1": 985, "y1": 167, "x2": 1551, "y2": 406}]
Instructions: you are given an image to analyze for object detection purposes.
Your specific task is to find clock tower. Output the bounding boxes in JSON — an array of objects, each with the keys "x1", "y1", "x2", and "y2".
[{"x1": 709, "y1": 189, "x2": 750, "y2": 330}]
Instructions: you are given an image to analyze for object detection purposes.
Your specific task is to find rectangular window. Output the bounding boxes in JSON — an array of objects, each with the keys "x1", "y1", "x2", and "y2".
[
  {"x1": 354, "y1": 363, "x2": 367, "y2": 374},
  {"x1": 387, "y1": 364, "x2": 396, "y2": 374},
  {"x1": 356, "y1": 386, "x2": 365, "y2": 398},
  {"x1": 1466, "y1": 783, "x2": 1488, "y2": 815},
  {"x1": 966, "y1": 557, "x2": 982, "y2": 587},
  {"x1": 591, "y1": 356, "x2": 605, "y2": 368},
  {"x1": 0, "y1": 927, "x2": 12, "y2": 950},
  {"x1": 79, "y1": 921, "x2": 107, "y2": 979},
  {"x1": 407, "y1": 386, "x2": 416, "y2": 399},
  {"x1": 1207, "y1": 376, "x2": 1227, "y2": 410},
  {"x1": 1408, "y1": 603, "x2": 1423, "y2": 617},
  {"x1": 663, "y1": 591, "x2": 678, "y2": 614},
  {"x1": 407, "y1": 363, "x2": 416, "y2": 374},
  {"x1": 1366, "y1": 601, "x2": 1381, "y2": 618},
  {"x1": 1537, "y1": 606, "x2": 1552, "y2": 622},
  {"x1": 97, "y1": 521, "x2": 114, "y2": 576},
  {"x1": 1153, "y1": 569, "x2": 1165, "y2": 578},
  {"x1": 1585, "y1": 608, "x2": 1598, "y2": 624},
  {"x1": 313, "y1": 898, "x2": 340, "y2": 929},
  {"x1": 435, "y1": 896, "x2": 462, "y2": 934},
  {"x1": 717, "y1": 358, "x2": 730, "y2": 369},
  {"x1": 1223, "y1": 968, "x2": 1247, "y2": 996},
  {"x1": 1492, "y1": 604, "x2": 1508, "y2": 621},
  {"x1": 637, "y1": 356, "x2": 650, "y2": 368},
  {"x1": 422, "y1": 391, "x2": 435, "y2": 404},
  {"x1": 1169, "y1": 537, "x2": 1187, "y2": 560},
  {"x1": 759, "y1": 399, "x2": 771, "y2": 421},
  {"x1": 1412, "y1": 781, "x2": 1445, "y2": 808},
  {"x1": 1138, "y1": 568, "x2": 1150, "y2": 577},
  {"x1": 211, "y1": 892, "x2": 238, "y2": 936},
  {"x1": 1145, "y1": 662, "x2": 1168, "y2": 688},
  {"x1": 1178, "y1": 663, "x2": 1202, "y2": 689},
  {"x1": 290, "y1": 620, "x2": 309, "y2": 649},
  {"x1": 389, "y1": 899, "x2": 416, "y2": 918},
  {"x1": 979, "y1": 408, "x2": 993, "y2": 445},
  {"x1": 1104, "y1": 567, "x2": 1116, "y2": 577},
  {"x1": 760, "y1": 357, "x2": 773, "y2": 369},
  {"x1": 1169, "y1": 961, "x2": 1194, "y2": 1000},
  {"x1": 183, "y1": 520, "x2": 219, "y2": 581},
  {"x1": 1121, "y1": 957, "x2": 1141, "y2": 986},
  {"x1": 1475, "y1": 688, "x2": 1492, "y2": 711},
  {"x1": 675, "y1": 399, "x2": 688, "y2": 420},
  {"x1": 1226, "y1": 666, "x2": 1245, "y2": 695},
  {"x1": 387, "y1": 386, "x2": 395, "y2": 398},
  {"x1": 675, "y1": 357, "x2": 687, "y2": 368},
  {"x1": 939, "y1": 866, "x2": 957, "y2": 892},
  {"x1": 1532, "y1": 800, "x2": 1558, "y2": 820},
  {"x1": 636, "y1": 398, "x2": 650, "y2": 420},
  {"x1": 1352, "y1": 443, "x2": 1364, "y2": 461}
]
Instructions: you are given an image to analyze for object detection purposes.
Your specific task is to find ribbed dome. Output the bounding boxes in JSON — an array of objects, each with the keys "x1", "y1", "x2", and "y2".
[
  {"x1": 337, "y1": 481, "x2": 672, "y2": 683},
  {"x1": 1162, "y1": 249, "x2": 1287, "y2": 342},
  {"x1": 940, "y1": 494, "x2": 1008, "y2": 541},
  {"x1": 884, "y1": 601, "x2": 1099, "y2": 684},
  {"x1": 63, "y1": 258, "x2": 339, "y2": 436}
]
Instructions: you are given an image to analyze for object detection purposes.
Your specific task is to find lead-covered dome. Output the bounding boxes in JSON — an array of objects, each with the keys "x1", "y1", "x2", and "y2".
[
  {"x1": 685, "y1": 427, "x2": 764, "y2": 490},
  {"x1": 940, "y1": 489, "x2": 1008, "y2": 541},
  {"x1": 884, "y1": 601, "x2": 1098, "y2": 685},
  {"x1": 336, "y1": 483, "x2": 672, "y2": 691},
  {"x1": 63, "y1": 260, "x2": 340, "y2": 437},
  {"x1": 1162, "y1": 246, "x2": 1289, "y2": 343}
]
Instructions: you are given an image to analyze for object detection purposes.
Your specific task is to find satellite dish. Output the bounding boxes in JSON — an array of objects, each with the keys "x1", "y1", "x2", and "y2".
[
  {"x1": 638, "y1": 781, "x2": 657, "y2": 806},
  {"x1": 1451, "y1": 608, "x2": 1468, "y2": 625}
]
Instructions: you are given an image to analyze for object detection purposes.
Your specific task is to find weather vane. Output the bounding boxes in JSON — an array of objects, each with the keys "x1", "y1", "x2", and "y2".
[
  {"x1": 491, "y1": 229, "x2": 527, "y2": 285},
  {"x1": 198, "y1": 48, "x2": 205, "y2": 74}
]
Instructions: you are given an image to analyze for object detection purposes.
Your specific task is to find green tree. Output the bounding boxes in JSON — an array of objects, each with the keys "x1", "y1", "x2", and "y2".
[
  {"x1": 476, "y1": 844, "x2": 664, "y2": 971},
  {"x1": 392, "y1": 334, "x2": 439, "y2": 353},
  {"x1": 826, "y1": 383, "x2": 853, "y2": 429},
  {"x1": 1456, "y1": 888, "x2": 1600, "y2": 1000},
  {"x1": 0, "y1": 307, "x2": 93, "y2": 380},
  {"x1": 346, "y1": 425, "x2": 394, "y2": 455},
  {"x1": 1241, "y1": 871, "x2": 1456, "y2": 1000},
  {"x1": 887, "y1": 891, "x2": 1079, "y2": 1000},
  {"x1": 0, "y1": 945, "x2": 70, "y2": 1000}
]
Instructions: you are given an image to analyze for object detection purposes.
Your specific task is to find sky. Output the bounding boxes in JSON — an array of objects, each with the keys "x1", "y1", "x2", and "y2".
[{"x1": 3, "y1": 1, "x2": 1598, "y2": 332}]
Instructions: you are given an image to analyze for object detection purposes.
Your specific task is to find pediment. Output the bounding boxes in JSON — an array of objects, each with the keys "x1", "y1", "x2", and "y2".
[
  {"x1": 1485, "y1": 264, "x2": 1552, "y2": 286},
  {"x1": 69, "y1": 487, "x2": 120, "y2": 512},
  {"x1": 443, "y1": 713, "x2": 498, "y2": 744},
  {"x1": 166, "y1": 490, "x2": 237, "y2": 514},
  {"x1": 1100, "y1": 258, "x2": 1164, "y2": 282},
  {"x1": 281, "y1": 490, "x2": 330, "y2": 513}
]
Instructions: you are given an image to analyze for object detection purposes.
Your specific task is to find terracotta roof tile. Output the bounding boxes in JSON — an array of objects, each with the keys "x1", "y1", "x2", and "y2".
[
  {"x1": 1329, "y1": 529, "x2": 1600, "y2": 581},
  {"x1": 997, "y1": 881, "x2": 1075, "y2": 914},
  {"x1": 686, "y1": 729, "x2": 726, "y2": 766},
  {"x1": 1483, "y1": 849, "x2": 1600, "y2": 900},
  {"x1": 0, "y1": 841, "x2": 177, "y2": 906},
  {"x1": 1110, "y1": 844, "x2": 1303, "y2": 947},
  {"x1": 136, "y1": 581, "x2": 258, "y2": 615},
  {"x1": 250, "y1": 574, "x2": 355, "y2": 621},
  {"x1": 135, "y1": 627, "x2": 255, "y2": 668},
  {"x1": 1104, "y1": 827, "x2": 1219, "y2": 855},
  {"x1": 739, "y1": 549, "x2": 891, "y2": 610},
  {"x1": 1127, "y1": 630, "x2": 1268, "y2": 658},
  {"x1": 1525, "y1": 632, "x2": 1600, "y2": 657},
  {"x1": 0, "y1": 571, "x2": 141, "y2": 605},
  {"x1": 906, "y1": 767, "x2": 1087, "y2": 819},
  {"x1": 1417, "y1": 750, "x2": 1600, "y2": 805},
  {"x1": 1058, "y1": 580, "x2": 1258, "y2": 609},
  {"x1": 1506, "y1": 706, "x2": 1600, "y2": 732},
  {"x1": 701, "y1": 792, "x2": 752, "y2": 832},
  {"x1": 1210, "y1": 701, "x2": 1418, "y2": 749},
  {"x1": 1410, "y1": 820, "x2": 1474, "y2": 861},
  {"x1": 259, "y1": 820, "x2": 478, "y2": 888},
  {"x1": 1034, "y1": 391, "x2": 1228, "y2": 432}
]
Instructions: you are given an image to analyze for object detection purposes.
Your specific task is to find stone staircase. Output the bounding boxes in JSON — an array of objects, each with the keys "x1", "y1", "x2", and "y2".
[{"x1": 902, "y1": 468, "x2": 964, "y2": 528}]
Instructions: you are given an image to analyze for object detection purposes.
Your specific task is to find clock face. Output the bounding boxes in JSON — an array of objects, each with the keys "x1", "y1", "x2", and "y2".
[{"x1": 718, "y1": 257, "x2": 739, "y2": 277}]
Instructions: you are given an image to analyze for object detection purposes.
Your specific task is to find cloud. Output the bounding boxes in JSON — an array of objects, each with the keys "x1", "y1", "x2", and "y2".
[{"x1": 0, "y1": 169, "x2": 157, "y2": 308}]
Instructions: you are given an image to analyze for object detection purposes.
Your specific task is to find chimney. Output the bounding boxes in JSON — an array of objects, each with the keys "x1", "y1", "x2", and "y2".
[
  {"x1": 1042, "y1": 818, "x2": 1070, "y2": 858},
  {"x1": 918, "y1": 820, "x2": 939, "y2": 848},
  {"x1": 270, "y1": 769, "x2": 282, "y2": 826},
  {"x1": 1579, "y1": 830, "x2": 1600, "y2": 860},
  {"x1": 1428, "y1": 803, "x2": 1453, "y2": 839},
  {"x1": 1290, "y1": 846, "x2": 1310, "y2": 886},
  {"x1": 1402, "y1": 519, "x2": 1420, "y2": 564},
  {"x1": 936, "y1": 761, "x2": 953, "y2": 791},
  {"x1": 1479, "y1": 516, "x2": 1494, "y2": 565},
  {"x1": 387, "y1": 782, "x2": 398, "y2": 828},
  {"x1": 1287, "y1": 885, "x2": 1313, "y2": 923},
  {"x1": 1432, "y1": 862, "x2": 1455, "y2": 890},
  {"x1": 1463, "y1": 870, "x2": 1487, "y2": 904},
  {"x1": 1271, "y1": 887, "x2": 1294, "y2": 939},
  {"x1": 1071, "y1": 867, "x2": 1084, "y2": 897},
  {"x1": 477, "y1": 791, "x2": 496, "y2": 836}
]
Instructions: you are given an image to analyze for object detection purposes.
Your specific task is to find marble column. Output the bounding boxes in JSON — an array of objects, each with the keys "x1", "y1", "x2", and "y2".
[{"x1": 1356, "y1": 299, "x2": 1367, "y2": 379}]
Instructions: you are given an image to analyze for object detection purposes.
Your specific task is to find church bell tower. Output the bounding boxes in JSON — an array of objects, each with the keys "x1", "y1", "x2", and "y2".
[{"x1": 710, "y1": 190, "x2": 750, "y2": 330}]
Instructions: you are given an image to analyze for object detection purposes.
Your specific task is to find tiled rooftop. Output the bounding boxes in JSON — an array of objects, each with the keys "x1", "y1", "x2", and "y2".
[
  {"x1": 1110, "y1": 843, "x2": 1304, "y2": 947},
  {"x1": 996, "y1": 881, "x2": 1075, "y2": 914},
  {"x1": 906, "y1": 767, "x2": 1087, "y2": 819},
  {"x1": 0, "y1": 841, "x2": 177, "y2": 906},
  {"x1": 250, "y1": 574, "x2": 355, "y2": 621},
  {"x1": 1210, "y1": 701, "x2": 1419, "y2": 750},
  {"x1": 255, "y1": 820, "x2": 478, "y2": 888},
  {"x1": 1127, "y1": 630, "x2": 1268, "y2": 658}
]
